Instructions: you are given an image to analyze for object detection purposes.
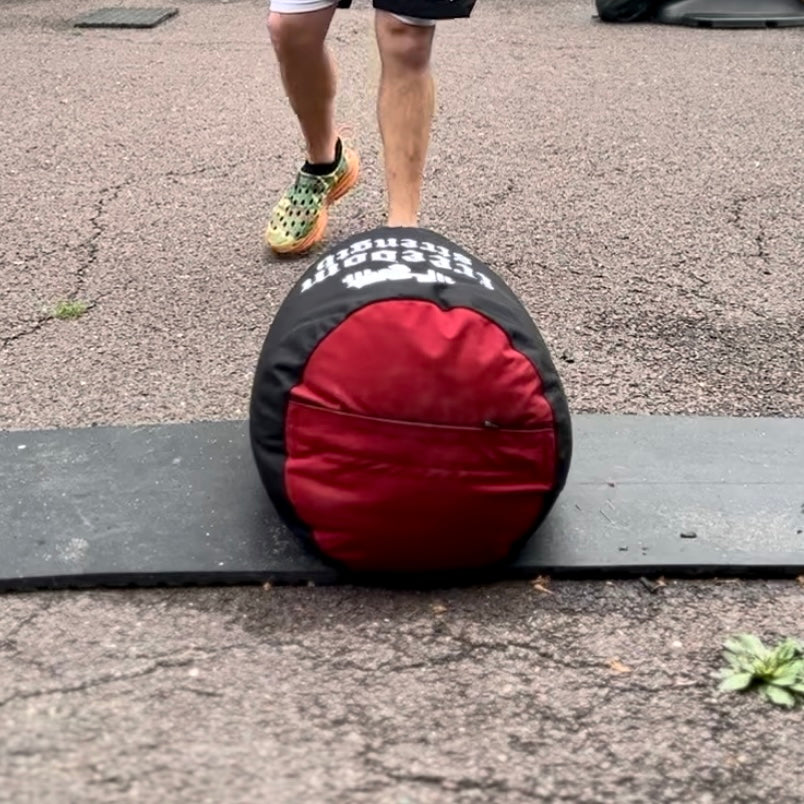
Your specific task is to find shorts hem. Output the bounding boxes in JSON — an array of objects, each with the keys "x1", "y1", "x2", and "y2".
[{"x1": 268, "y1": 0, "x2": 474, "y2": 23}]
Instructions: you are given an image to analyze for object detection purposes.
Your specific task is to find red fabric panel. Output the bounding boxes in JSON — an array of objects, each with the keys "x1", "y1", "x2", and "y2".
[
  {"x1": 290, "y1": 300, "x2": 554, "y2": 428},
  {"x1": 285, "y1": 300, "x2": 557, "y2": 571},
  {"x1": 286, "y1": 402, "x2": 553, "y2": 570}
]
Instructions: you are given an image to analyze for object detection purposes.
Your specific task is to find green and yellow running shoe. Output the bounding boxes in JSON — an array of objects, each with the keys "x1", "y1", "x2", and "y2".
[{"x1": 264, "y1": 143, "x2": 360, "y2": 256}]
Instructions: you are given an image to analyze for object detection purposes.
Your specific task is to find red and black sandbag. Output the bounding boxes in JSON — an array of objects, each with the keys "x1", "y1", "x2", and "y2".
[{"x1": 249, "y1": 227, "x2": 572, "y2": 573}]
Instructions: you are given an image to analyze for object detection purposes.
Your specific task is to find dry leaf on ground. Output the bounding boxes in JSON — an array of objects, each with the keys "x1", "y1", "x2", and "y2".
[{"x1": 607, "y1": 658, "x2": 633, "y2": 674}]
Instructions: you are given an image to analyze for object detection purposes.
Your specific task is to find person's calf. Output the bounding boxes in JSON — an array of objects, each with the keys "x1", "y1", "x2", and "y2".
[
  {"x1": 267, "y1": 7, "x2": 339, "y2": 164},
  {"x1": 375, "y1": 12, "x2": 435, "y2": 227}
]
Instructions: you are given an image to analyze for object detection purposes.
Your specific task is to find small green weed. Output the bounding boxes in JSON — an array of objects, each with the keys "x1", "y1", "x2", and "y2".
[
  {"x1": 51, "y1": 299, "x2": 90, "y2": 320},
  {"x1": 716, "y1": 634, "x2": 804, "y2": 708}
]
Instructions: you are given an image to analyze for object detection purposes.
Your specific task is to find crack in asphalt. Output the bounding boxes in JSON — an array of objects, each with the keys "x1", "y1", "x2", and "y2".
[
  {"x1": 728, "y1": 195, "x2": 751, "y2": 229},
  {"x1": 755, "y1": 225, "x2": 769, "y2": 268},
  {"x1": 0, "y1": 317, "x2": 51, "y2": 351},
  {"x1": 383, "y1": 770, "x2": 528, "y2": 795},
  {"x1": 296, "y1": 625, "x2": 687, "y2": 682},
  {"x1": 0, "y1": 600, "x2": 55, "y2": 646},
  {"x1": 728, "y1": 194, "x2": 773, "y2": 271},
  {"x1": 164, "y1": 157, "x2": 252, "y2": 181},
  {"x1": 300, "y1": 631, "x2": 566, "y2": 676},
  {"x1": 353, "y1": 751, "x2": 541, "y2": 799},
  {"x1": 1, "y1": 610, "x2": 46, "y2": 644},
  {"x1": 175, "y1": 685, "x2": 225, "y2": 698},
  {"x1": 0, "y1": 656, "x2": 193, "y2": 710},
  {"x1": 1, "y1": 641, "x2": 258, "y2": 705},
  {"x1": 1, "y1": 159, "x2": 246, "y2": 351},
  {"x1": 74, "y1": 180, "x2": 132, "y2": 296},
  {"x1": 0, "y1": 180, "x2": 129, "y2": 351},
  {"x1": 110, "y1": 642, "x2": 255, "y2": 663}
]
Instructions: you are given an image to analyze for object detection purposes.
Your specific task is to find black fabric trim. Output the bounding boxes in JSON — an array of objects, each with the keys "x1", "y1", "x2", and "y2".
[{"x1": 372, "y1": 0, "x2": 477, "y2": 20}]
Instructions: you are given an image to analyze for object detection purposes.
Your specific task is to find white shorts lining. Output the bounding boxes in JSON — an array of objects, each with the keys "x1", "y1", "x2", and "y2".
[{"x1": 268, "y1": 0, "x2": 437, "y2": 26}]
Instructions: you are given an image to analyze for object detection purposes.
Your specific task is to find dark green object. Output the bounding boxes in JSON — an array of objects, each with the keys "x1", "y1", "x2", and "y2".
[{"x1": 73, "y1": 7, "x2": 178, "y2": 29}]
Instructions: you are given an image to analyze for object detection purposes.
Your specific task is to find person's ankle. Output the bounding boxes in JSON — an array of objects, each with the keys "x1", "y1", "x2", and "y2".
[
  {"x1": 387, "y1": 212, "x2": 418, "y2": 227},
  {"x1": 303, "y1": 137, "x2": 342, "y2": 176}
]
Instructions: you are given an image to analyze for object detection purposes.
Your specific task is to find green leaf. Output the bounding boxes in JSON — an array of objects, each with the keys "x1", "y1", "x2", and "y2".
[
  {"x1": 782, "y1": 659, "x2": 804, "y2": 677},
  {"x1": 723, "y1": 651, "x2": 758, "y2": 673},
  {"x1": 770, "y1": 660, "x2": 803, "y2": 681},
  {"x1": 723, "y1": 639, "x2": 749, "y2": 656},
  {"x1": 725, "y1": 634, "x2": 766, "y2": 658},
  {"x1": 769, "y1": 670, "x2": 800, "y2": 687},
  {"x1": 719, "y1": 673, "x2": 754, "y2": 692},
  {"x1": 723, "y1": 652, "x2": 745, "y2": 671},
  {"x1": 772, "y1": 642, "x2": 799, "y2": 664},
  {"x1": 788, "y1": 683, "x2": 804, "y2": 695},
  {"x1": 739, "y1": 634, "x2": 768, "y2": 655},
  {"x1": 723, "y1": 638, "x2": 748, "y2": 656},
  {"x1": 762, "y1": 685, "x2": 797, "y2": 708}
]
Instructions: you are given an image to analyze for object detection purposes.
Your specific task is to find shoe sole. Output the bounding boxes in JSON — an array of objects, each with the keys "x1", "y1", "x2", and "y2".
[{"x1": 266, "y1": 150, "x2": 361, "y2": 256}]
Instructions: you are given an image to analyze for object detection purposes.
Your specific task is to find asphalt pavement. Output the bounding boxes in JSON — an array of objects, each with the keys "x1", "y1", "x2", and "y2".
[{"x1": 1, "y1": 0, "x2": 802, "y2": 801}]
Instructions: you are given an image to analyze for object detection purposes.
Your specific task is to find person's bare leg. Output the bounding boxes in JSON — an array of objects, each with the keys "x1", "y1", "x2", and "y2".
[
  {"x1": 268, "y1": 6, "x2": 339, "y2": 164},
  {"x1": 375, "y1": 12, "x2": 435, "y2": 227}
]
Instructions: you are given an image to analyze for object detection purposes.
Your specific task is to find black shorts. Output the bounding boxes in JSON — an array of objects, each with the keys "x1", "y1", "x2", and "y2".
[{"x1": 338, "y1": 0, "x2": 477, "y2": 21}]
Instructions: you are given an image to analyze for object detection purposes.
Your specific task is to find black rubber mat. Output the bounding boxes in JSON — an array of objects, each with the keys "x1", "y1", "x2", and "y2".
[
  {"x1": 1, "y1": 415, "x2": 802, "y2": 591},
  {"x1": 656, "y1": 0, "x2": 804, "y2": 27},
  {"x1": 73, "y1": 7, "x2": 178, "y2": 29}
]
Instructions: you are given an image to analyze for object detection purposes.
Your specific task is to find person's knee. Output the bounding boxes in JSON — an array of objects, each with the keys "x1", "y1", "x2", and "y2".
[
  {"x1": 376, "y1": 12, "x2": 434, "y2": 73},
  {"x1": 268, "y1": 11, "x2": 327, "y2": 57}
]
